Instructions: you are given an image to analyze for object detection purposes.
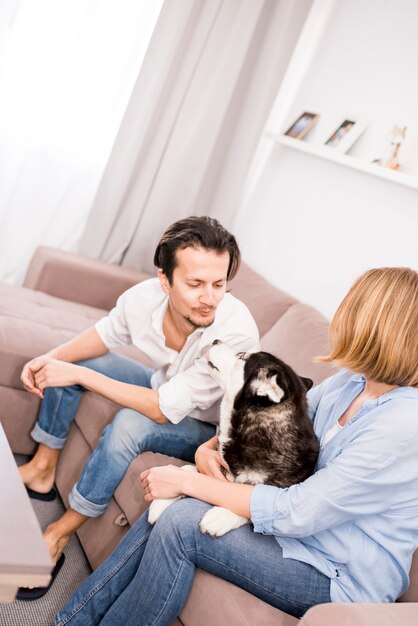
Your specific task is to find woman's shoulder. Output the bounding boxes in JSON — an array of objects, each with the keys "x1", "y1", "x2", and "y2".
[
  {"x1": 377, "y1": 388, "x2": 418, "y2": 425},
  {"x1": 317, "y1": 368, "x2": 360, "y2": 393}
]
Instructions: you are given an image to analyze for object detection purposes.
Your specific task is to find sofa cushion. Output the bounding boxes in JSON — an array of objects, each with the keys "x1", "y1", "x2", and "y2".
[
  {"x1": 229, "y1": 263, "x2": 298, "y2": 337},
  {"x1": 0, "y1": 387, "x2": 40, "y2": 454},
  {"x1": 399, "y1": 550, "x2": 418, "y2": 602},
  {"x1": 23, "y1": 245, "x2": 150, "y2": 310},
  {"x1": 179, "y1": 570, "x2": 298, "y2": 626},
  {"x1": 260, "y1": 302, "x2": 336, "y2": 386},
  {"x1": 0, "y1": 284, "x2": 152, "y2": 390},
  {"x1": 0, "y1": 284, "x2": 107, "y2": 388}
]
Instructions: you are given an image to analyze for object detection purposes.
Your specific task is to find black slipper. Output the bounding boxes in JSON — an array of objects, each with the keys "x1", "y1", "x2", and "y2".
[
  {"x1": 16, "y1": 553, "x2": 65, "y2": 601},
  {"x1": 26, "y1": 486, "x2": 57, "y2": 502}
]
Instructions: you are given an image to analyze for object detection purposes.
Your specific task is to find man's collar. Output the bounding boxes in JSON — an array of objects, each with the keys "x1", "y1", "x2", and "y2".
[{"x1": 151, "y1": 296, "x2": 168, "y2": 338}]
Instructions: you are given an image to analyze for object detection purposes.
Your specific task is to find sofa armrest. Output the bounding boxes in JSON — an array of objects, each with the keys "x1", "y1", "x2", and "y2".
[
  {"x1": 300, "y1": 603, "x2": 418, "y2": 626},
  {"x1": 23, "y1": 247, "x2": 151, "y2": 311}
]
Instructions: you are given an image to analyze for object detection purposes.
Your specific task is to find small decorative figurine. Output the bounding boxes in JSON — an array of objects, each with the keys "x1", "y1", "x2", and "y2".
[{"x1": 373, "y1": 125, "x2": 407, "y2": 170}]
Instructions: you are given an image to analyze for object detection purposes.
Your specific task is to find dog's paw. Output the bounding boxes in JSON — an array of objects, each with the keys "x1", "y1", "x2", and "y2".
[
  {"x1": 148, "y1": 496, "x2": 183, "y2": 524},
  {"x1": 199, "y1": 507, "x2": 249, "y2": 537},
  {"x1": 180, "y1": 464, "x2": 198, "y2": 473}
]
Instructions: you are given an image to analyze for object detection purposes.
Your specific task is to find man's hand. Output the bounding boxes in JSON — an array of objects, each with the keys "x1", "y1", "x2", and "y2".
[
  {"x1": 195, "y1": 437, "x2": 228, "y2": 481},
  {"x1": 140, "y1": 465, "x2": 190, "y2": 501},
  {"x1": 32, "y1": 360, "x2": 84, "y2": 395},
  {"x1": 21, "y1": 355, "x2": 52, "y2": 399}
]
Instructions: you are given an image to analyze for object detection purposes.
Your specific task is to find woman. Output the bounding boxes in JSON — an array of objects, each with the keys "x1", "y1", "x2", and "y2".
[{"x1": 54, "y1": 267, "x2": 418, "y2": 626}]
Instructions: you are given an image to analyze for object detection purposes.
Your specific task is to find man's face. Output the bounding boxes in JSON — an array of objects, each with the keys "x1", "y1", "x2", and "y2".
[{"x1": 159, "y1": 246, "x2": 229, "y2": 329}]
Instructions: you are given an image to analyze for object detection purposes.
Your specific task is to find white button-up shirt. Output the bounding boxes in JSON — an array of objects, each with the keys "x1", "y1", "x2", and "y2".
[{"x1": 95, "y1": 278, "x2": 259, "y2": 424}]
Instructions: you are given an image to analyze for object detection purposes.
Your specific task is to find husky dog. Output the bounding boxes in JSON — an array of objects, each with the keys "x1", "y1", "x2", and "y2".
[{"x1": 148, "y1": 341, "x2": 319, "y2": 536}]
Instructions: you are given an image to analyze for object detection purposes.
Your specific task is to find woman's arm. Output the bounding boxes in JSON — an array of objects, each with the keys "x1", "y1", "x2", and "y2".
[
  {"x1": 141, "y1": 465, "x2": 253, "y2": 517},
  {"x1": 141, "y1": 409, "x2": 418, "y2": 534},
  {"x1": 250, "y1": 424, "x2": 415, "y2": 539}
]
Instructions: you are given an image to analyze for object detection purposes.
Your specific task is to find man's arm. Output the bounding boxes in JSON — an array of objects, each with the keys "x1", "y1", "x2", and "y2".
[
  {"x1": 21, "y1": 327, "x2": 108, "y2": 399},
  {"x1": 49, "y1": 326, "x2": 109, "y2": 362},
  {"x1": 75, "y1": 367, "x2": 167, "y2": 423},
  {"x1": 32, "y1": 358, "x2": 168, "y2": 424}
]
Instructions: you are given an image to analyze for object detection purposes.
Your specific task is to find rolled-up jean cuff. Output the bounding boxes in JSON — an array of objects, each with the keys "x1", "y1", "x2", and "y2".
[
  {"x1": 31, "y1": 423, "x2": 67, "y2": 450},
  {"x1": 68, "y1": 484, "x2": 108, "y2": 518}
]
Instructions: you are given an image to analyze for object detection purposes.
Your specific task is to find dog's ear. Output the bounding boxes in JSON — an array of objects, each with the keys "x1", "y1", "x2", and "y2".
[
  {"x1": 251, "y1": 371, "x2": 284, "y2": 404},
  {"x1": 300, "y1": 376, "x2": 313, "y2": 391}
]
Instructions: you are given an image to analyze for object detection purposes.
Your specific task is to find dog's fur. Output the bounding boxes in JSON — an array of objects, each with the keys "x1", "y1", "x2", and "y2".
[{"x1": 148, "y1": 341, "x2": 319, "y2": 536}]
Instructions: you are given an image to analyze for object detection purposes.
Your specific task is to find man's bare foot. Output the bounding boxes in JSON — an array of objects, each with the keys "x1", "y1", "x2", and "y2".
[
  {"x1": 18, "y1": 445, "x2": 60, "y2": 494},
  {"x1": 19, "y1": 461, "x2": 55, "y2": 494},
  {"x1": 18, "y1": 509, "x2": 87, "y2": 592},
  {"x1": 43, "y1": 524, "x2": 71, "y2": 564},
  {"x1": 44, "y1": 509, "x2": 89, "y2": 563}
]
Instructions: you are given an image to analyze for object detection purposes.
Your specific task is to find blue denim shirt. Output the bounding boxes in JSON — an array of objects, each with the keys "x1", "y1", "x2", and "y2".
[{"x1": 250, "y1": 370, "x2": 418, "y2": 603}]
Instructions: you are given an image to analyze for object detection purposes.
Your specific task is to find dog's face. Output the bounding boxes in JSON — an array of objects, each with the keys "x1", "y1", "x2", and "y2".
[
  {"x1": 207, "y1": 341, "x2": 312, "y2": 405},
  {"x1": 207, "y1": 340, "x2": 248, "y2": 397}
]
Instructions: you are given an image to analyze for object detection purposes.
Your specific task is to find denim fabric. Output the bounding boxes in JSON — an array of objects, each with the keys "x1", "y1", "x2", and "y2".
[
  {"x1": 31, "y1": 353, "x2": 156, "y2": 448},
  {"x1": 31, "y1": 352, "x2": 216, "y2": 516},
  {"x1": 69, "y1": 410, "x2": 215, "y2": 517},
  {"x1": 54, "y1": 499, "x2": 331, "y2": 626}
]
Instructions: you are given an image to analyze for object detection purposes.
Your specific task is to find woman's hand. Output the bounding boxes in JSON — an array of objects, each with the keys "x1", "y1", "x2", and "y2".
[
  {"x1": 140, "y1": 465, "x2": 189, "y2": 501},
  {"x1": 195, "y1": 437, "x2": 229, "y2": 481},
  {"x1": 32, "y1": 360, "x2": 83, "y2": 395}
]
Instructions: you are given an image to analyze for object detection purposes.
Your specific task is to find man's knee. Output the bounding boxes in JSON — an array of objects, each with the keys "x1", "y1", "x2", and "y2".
[{"x1": 104, "y1": 408, "x2": 158, "y2": 454}]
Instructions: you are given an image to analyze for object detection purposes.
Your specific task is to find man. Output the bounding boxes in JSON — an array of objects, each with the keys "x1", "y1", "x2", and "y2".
[{"x1": 18, "y1": 216, "x2": 259, "y2": 573}]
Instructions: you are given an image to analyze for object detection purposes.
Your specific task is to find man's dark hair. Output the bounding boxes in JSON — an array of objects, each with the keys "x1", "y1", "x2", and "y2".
[{"x1": 154, "y1": 216, "x2": 240, "y2": 284}]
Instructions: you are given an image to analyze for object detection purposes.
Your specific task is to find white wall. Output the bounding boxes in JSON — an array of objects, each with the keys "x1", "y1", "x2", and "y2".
[{"x1": 233, "y1": 0, "x2": 418, "y2": 319}]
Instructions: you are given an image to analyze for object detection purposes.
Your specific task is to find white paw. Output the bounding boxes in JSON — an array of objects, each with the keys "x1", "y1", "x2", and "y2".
[
  {"x1": 180, "y1": 464, "x2": 198, "y2": 473},
  {"x1": 199, "y1": 507, "x2": 250, "y2": 537},
  {"x1": 148, "y1": 496, "x2": 182, "y2": 524}
]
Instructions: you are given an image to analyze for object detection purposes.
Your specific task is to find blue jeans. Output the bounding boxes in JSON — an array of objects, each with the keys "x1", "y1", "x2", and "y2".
[
  {"x1": 54, "y1": 499, "x2": 331, "y2": 625},
  {"x1": 31, "y1": 353, "x2": 216, "y2": 517}
]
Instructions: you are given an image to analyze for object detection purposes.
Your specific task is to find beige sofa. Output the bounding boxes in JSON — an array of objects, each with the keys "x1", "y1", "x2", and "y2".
[{"x1": 1, "y1": 246, "x2": 416, "y2": 625}]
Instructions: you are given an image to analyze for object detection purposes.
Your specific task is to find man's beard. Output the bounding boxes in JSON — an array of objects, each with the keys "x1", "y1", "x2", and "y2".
[{"x1": 184, "y1": 312, "x2": 215, "y2": 329}]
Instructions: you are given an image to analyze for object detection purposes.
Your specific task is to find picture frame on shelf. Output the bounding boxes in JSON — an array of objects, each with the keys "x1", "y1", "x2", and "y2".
[
  {"x1": 324, "y1": 118, "x2": 367, "y2": 153},
  {"x1": 284, "y1": 111, "x2": 319, "y2": 140}
]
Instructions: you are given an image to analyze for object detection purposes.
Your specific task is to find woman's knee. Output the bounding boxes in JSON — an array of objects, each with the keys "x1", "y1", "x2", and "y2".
[{"x1": 156, "y1": 498, "x2": 210, "y2": 537}]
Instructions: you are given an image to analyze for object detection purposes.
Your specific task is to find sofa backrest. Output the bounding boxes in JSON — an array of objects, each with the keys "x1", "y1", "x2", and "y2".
[
  {"x1": 229, "y1": 263, "x2": 298, "y2": 337},
  {"x1": 230, "y1": 263, "x2": 335, "y2": 385}
]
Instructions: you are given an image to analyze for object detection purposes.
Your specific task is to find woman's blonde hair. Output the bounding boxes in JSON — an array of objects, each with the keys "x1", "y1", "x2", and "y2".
[{"x1": 320, "y1": 267, "x2": 418, "y2": 386}]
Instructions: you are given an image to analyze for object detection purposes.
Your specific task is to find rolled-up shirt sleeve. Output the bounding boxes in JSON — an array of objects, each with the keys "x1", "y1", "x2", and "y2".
[{"x1": 158, "y1": 358, "x2": 221, "y2": 424}]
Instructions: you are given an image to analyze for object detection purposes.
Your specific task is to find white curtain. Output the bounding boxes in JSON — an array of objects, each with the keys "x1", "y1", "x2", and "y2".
[
  {"x1": 0, "y1": 0, "x2": 162, "y2": 284},
  {"x1": 79, "y1": 0, "x2": 313, "y2": 274}
]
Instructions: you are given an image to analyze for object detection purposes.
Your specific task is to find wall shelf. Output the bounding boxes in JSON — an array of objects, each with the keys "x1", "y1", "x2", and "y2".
[{"x1": 264, "y1": 132, "x2": 418, "y2": 191}]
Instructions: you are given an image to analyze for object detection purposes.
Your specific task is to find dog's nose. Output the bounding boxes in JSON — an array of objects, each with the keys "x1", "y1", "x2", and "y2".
[{"x1": 212, "y1": 339, "x2": 221, "y2": 345}]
